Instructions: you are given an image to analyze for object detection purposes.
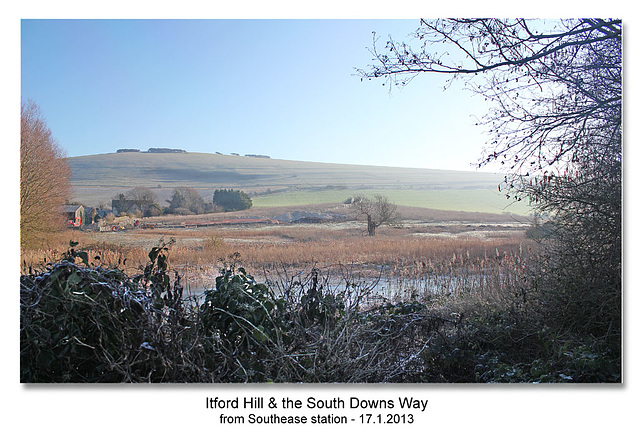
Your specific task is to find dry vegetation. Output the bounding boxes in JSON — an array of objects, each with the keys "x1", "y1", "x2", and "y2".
[
  {"x1": 22, "y1": 204, "x2": 531, "y2": 301},
  {"x1": 20, "y1": 208, "x2": 539, "y2": 383},
  {"x1": 21, "y1": 204, "x2": 620, "y2": 383}
]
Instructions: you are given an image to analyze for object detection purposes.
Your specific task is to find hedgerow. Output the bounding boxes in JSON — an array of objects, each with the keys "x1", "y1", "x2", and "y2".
[{"x1": 20, "y1": 242, "x2": 620, "y2": 383}]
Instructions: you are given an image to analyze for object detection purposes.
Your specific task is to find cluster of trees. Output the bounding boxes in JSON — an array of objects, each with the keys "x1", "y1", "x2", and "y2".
[
  {"x1": 360, "y1": 19, "x2": 621, "y2": 343},
  {"x1": 167, "y1": 188, "x2": 253, "y2": 214},
  {"x1": 165, "y1": 187, "x2": 209, "y2": 215},
  {"x1": 112, "y1": 187, "x2": 253, "y2": 217},
  {"x1": 212, "y1": 189, "x2": 253, "y2": 212},
  {"x1": 116, "y1": 148, "x2": 187, "y2": 154},
  {"x1": 112, "y1": 187, "x2": 163, "y2": 217},
  {"x1": 244, "y1": 154, "x2": 271, "y2": 159},
  {"x1": 147, "y1": 148, "x2": 186, "y2": 153}
]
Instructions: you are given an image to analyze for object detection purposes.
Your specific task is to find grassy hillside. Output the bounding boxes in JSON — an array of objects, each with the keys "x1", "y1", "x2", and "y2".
[{"x1": 67, "y1": 152, "x2": 531, "y2": 215}]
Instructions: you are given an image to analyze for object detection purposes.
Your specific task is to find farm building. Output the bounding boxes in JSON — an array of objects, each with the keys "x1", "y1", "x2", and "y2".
[
  {"x1": 84, "y1": 207, "x2": 98, "y2": 225},
  {"x1": 94, "y1": 209, "x2": 114, "y2": 222},
  {"x1": 62, "y1": 204, "x2": 85, "y2": 227}
]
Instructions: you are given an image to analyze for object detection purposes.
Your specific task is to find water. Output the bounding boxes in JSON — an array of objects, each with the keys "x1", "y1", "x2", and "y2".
[{"x1": 179, "y1": 266, "x2": 489, "y2": 305}]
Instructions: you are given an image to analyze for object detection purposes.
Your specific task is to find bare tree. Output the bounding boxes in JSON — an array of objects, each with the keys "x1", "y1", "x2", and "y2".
[
  {"x1": 352, "y1": 194, "x2": 398, "y2": 236},
  {"x1": 20, "y1": 100, "x2": 71, "y2": 248},
  {"x1": 166, "y1": 187, "x2": 206, "y2": 215},
  {"x1": 126, "y1": 187, "x2": 161, "y2": 216},
  {"x1": 126, "y1": 186, "x2": 157, "y2": 204},
  {"x1": 358, "y1": 19, "x2": 621, "y2": 338},
  {"x1": 358, "y1": 19, "x2": 620, "y2": 173}
]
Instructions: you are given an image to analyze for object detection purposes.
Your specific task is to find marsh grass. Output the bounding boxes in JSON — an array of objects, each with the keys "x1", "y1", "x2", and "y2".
[{"x1": 22, "y1": 225, "x2": 530, "y2": 295}]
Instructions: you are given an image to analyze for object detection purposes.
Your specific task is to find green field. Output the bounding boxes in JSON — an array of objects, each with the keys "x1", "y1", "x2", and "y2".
[
  {"x1": 67, "y1": 151, "x2": 531, "y2": 215},
  {"x1": 252, "y1": 188, "x2": 530, "y2": 215}
]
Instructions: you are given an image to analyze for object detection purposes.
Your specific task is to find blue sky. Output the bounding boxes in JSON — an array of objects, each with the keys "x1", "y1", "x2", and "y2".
[{"x1": 21, "y1": 19, "x2": 493, "y2": 171}]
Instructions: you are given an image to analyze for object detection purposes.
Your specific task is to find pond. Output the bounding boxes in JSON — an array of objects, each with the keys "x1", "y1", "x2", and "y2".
[{"x1": 178, "y1": 265, "x2": 503, "y2": 306}]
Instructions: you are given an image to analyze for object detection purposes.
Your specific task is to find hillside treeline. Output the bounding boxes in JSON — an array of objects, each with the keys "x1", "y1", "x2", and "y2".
[
  {"x1": 112, "y1": 187, "x2": 252, "y2": 217},
  {"x1": 116, "y1": 148, "x2": 186, "y2": 153}
]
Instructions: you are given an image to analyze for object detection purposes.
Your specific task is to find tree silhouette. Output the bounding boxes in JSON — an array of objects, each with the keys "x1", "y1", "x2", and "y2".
[
  {"x1": 359, "y1": 18, "x2": 621, "y2": 339},
  {"x1": 352, "y1": 194, "x2": 398, "y2": 236}
]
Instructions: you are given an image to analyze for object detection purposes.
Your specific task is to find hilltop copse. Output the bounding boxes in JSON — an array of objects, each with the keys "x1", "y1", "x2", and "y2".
[{"x1": 116, "y1": 148, "x2": 187, "y2": 153}]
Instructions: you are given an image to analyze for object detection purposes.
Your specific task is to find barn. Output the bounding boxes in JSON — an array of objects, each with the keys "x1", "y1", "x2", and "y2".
[{"x1": 62, "y1": 204, "x2": 85, "y2": 227}]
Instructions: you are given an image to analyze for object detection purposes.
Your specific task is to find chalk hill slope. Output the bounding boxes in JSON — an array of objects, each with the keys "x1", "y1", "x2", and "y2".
[{"x1": 67, "y1": 152, "x2": 526, "y2": 214}]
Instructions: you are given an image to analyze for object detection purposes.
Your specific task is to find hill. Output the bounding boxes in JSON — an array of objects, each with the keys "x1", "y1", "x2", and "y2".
[{"x1": 66, "y1": 152, "x2": 530, "y2": 215}]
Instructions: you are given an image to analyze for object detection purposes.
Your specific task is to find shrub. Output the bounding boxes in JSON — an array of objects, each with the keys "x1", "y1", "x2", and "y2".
[
  {"x1": 145, "y1": 203, "x2": 163, "y2": 217},
  {"x1": 198, "y1": 261, "x2": 286, "y2": 382},
  {"x1": 165, "y1": 207, "x2": 194, "y2": 215},
  {"x1": 20, "y1": 244, "x2": 620, "y2": 383},
  {"x1": 20, "y1": 240, "x2": 205, "y2": 382}
]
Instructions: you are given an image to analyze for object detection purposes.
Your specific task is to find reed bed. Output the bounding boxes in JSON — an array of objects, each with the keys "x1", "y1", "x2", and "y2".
[
  {"x1": 22, "y1": 222, "x2": 620, "y2": 383},
  {"x1": 21, "y1": 224, "x2": 533, "y2": 308}
]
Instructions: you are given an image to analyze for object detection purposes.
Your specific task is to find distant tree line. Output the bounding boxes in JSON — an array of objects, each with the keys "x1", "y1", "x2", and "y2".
[
  {"x1": 148, "y1": 148, "x2": 186, "y2": 154},
  {"x1": 112, "y1": 186, "x2": 252, "y2": 217},
  {"x1": 114, "y1": 149, "x2": 272, "y2": 157},
  {"x1": 116, "y1": 148, "x2": 187, "y2": 154},
  {"x1": 244, "y1": 154, "x2": 270, "y2": 159}
]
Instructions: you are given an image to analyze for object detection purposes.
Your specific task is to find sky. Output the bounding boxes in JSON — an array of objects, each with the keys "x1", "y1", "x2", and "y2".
[{"x1": 20, "y1": 18, "x2": 494, "y2": 172}]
